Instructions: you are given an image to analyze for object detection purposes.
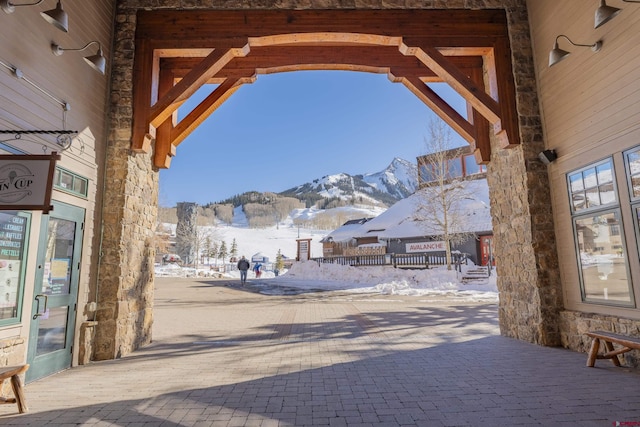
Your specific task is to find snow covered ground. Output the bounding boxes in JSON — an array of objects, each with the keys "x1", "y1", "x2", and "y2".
[
  {"x1": 158, "y1": 193, "x2": 498, "y2": 303},
  {"x1": 156, "y1": 258, "x2": 498, "y2": 302}
]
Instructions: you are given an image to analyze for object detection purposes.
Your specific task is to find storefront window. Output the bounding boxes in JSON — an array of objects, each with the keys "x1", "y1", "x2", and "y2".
[
  {"x1": 573, "y1": 210, "x2": 633, "y2": 304},
  {"x1": 0, "y1": 211, "x2": 30, "y2": 325},
  {"x1": 625, "y1": 148, "x2": 640, "y2": 200},
  {"x1": 568, "y1": 160, "x2": 616, "y2": 213},
  {"x1": 568, "y1": 159, "x2": 634, "y2": 306}
]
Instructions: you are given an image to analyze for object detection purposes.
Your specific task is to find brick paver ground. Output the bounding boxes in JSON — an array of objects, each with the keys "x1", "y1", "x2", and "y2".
[{"x1": 0, "y1": 276, "x2": 639, "y2": 426}]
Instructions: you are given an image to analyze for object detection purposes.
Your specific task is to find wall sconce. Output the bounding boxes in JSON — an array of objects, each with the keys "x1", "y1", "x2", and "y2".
[
  {"x1": 51, "y1": 41, "x2": 105, "y2": 74},
  {"x1": 548, "y1": 35, "x2": 602, "y2": 67},
  {"x1": 595, "y1": 0, "x2": 622, "y2": 28},
  {"x1": 595, "y1": 0, "x2": 640, "y2": 28},
  {"x1": 0, "y1": 0, "x2": 68, "y2": 32},
  {"x1": 538, "y1": 149, "x2": 558, "y2": 165}
]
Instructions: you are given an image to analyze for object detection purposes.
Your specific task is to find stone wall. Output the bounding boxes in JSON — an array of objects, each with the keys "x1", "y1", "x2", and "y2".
[
  {"x1": 0, "y1": 337, "x2": 25, "y2": 397},
  {"x1": 94, "y1": 2, "x2": 158, "y2": 358},
  {"x1": 101, "y1": 0, "x2": 562, "y2": 359},
  {"x1": 560, "y1": 310, "x2": 640, "y2": 367}
]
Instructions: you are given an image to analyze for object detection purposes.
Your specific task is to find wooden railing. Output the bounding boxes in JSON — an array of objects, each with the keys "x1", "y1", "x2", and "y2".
[{"x1": 312, "y1": 253, "x2": 469, "y2": 271}]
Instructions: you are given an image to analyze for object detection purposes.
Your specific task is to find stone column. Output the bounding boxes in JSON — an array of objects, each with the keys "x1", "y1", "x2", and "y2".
[
  {"x1": 93, "y1": 2, "x2": 157, "y2": 360},
  {"x1": 486, "y1": 0, "x2": 563, "y2": 346}
]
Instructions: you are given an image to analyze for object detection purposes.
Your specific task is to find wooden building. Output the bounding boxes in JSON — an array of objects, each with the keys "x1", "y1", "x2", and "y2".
[{"x1": 1, "y1": 0, "x2": 640, "y2": 383}]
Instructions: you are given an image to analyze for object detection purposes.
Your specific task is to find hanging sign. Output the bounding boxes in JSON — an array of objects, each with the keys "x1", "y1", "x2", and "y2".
[{"x1": 0, "y1": 152, "x2": 59, "y2": 213}]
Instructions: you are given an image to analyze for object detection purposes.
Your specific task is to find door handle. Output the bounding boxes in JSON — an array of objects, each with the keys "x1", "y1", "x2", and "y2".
[{"x1": 33, "y1": 294, "x2": 48, "y2": 319}]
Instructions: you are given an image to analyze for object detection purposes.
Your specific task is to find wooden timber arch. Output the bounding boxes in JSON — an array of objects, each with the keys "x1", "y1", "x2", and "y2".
[
  {"x1": 95, "y1": 4, "x2": 560, "y2": 361},
  {"x1": 130, "y1": 9, "x2": 520, "y2": 168}
]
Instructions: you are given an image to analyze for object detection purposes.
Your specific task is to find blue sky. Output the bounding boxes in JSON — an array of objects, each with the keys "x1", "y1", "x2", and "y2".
[{"x1": 159, "y1": 70, "x2": 467, "y2": 207}]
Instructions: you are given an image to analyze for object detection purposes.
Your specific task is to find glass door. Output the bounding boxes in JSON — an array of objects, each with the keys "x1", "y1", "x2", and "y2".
[{"x1": 26, "y1": 202, "x2": 84, "y2": 382}]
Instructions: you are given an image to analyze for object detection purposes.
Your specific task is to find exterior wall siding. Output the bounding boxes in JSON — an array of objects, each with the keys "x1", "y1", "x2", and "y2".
[
  {"x1": 0, "y1": 1, "x2": 115, "y2": 372},
  {"x1": 527, "y1": 0, "x2": 640, "y2": 357}
]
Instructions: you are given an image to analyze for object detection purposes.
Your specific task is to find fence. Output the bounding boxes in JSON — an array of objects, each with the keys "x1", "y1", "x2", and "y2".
[{"x1": 311, "y1": 252, "x2": 469, "y2": 271}]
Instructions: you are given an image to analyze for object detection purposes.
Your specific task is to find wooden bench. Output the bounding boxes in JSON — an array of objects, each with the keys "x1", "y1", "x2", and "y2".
[
  {"x1": 586, "y1": 331, "x2": 640, "y2": 368},
  {"x1": 0, "y1": 365, "x2": 29, "y2": 413}
]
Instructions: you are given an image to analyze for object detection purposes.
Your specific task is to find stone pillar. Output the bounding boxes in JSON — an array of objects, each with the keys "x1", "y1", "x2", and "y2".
[
  {"x1": 93, "y1": 2, "x2": 157, "y2": 360},
  {"x1": 176, "y1": 202, "x2": 198, "y2": 265},
  {"x1": 486, "y1": 1, "x2": 563, "y2": 346}
]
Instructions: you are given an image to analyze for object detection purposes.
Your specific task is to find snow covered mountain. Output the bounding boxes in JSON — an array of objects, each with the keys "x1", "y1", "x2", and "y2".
[
  {"x1": 361, "y1": 157, "x2": 418, "y2": 200},
  {"x1": 280, "y1": 157, "x2": 417, "y2": 207}
]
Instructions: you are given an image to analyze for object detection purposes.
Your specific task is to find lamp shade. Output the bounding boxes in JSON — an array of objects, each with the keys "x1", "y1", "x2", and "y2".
[
  {"x1": 549, "y1": 42, "x2": 571, "y2": 67},
  {"x1": 83, "y1": 48, "x2": 106, "y2": 75},
  {"x1": 0, "y1": 0, "x2": 15, "y2": 14},
  {"x1": 40, "y1": 0, "x2": 68, "y2": 32},
  {"x1": 595, "y1": 0, "x2": 622, "y2": 29}
]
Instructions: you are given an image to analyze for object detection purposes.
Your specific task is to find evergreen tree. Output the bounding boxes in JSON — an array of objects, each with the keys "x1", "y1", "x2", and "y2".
[
  {"x1": 211, "y1": 241, "x2": 219, "y2": 264},
  {"x1": 230, "y1": 238, "x2": 238, "y2": 260},
  {"x1": 218, "y1": 241, "x2": 228, "y2": 264},
  {"x1": 275, "y1": 249, "x2": 285, "y2": 271}
]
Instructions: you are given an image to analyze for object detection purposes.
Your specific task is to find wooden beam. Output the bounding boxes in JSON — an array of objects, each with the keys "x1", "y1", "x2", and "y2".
[
  {"x1": 161, "y1": 47, "x2": 484, "y2": 81},
  {"x1": 398, "y1": 76, "x2": 475, "y2": 143},
  {"x1": 469, "y1": 67, "x2": 492, "y2": 164},
  {"x1": 170, "y1": 77, "x2": 248, "y2": 148},
  {"x1": 402, "y1": 43, "x2": 501, "y2": 125},
  {"x1": 148, "y1": 44, "x2": 250, "y2": 129},
  {"x1": 154, "y1": 68, "x2": 177, "y2": 169},
  {"x1": 131, "y1": 39, "x2": 156, "y2": 153},
  {"x1": 491, "y1": 37, "x2": 521, "y2": 148},
  {"x1": 136, "y1": 9, "x2": 509, "y2": 41}
]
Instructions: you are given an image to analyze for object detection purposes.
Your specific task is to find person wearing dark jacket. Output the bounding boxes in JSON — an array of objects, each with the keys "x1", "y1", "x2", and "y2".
[{"x1": 237, "y1": 256, "x2": 250, "y2": 284}]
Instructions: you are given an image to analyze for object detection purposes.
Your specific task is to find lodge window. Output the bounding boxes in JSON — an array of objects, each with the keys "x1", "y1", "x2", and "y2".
[
  {"x1": 0, "y1": 211, "x2": 30, "y2": 326},
  {"x1": 568, "y1": 158, "x2": 634, "y2": 306},
  {"x1": 463, "y1": 155, "x2": 487, "y2": 176},
  {"x1": 53, "y1": 167, "x2": 88, "y2": 198},
  {"x1": 624, "y1": 147, "x2": 640, "y2": 288}
]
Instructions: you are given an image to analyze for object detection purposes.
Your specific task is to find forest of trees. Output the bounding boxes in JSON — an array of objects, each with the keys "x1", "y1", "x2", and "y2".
[{"x1": 159, "y1": 192, "x2": 307, "y2": 229}]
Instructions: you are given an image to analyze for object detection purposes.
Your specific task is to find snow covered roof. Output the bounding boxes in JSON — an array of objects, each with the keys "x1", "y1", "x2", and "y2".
[
  {"x1": 320, "y1": 218, "x2": 372, "y2": 243},
  {"x1": 352, "y1": 179, "x2": 492, "y2": 239}
]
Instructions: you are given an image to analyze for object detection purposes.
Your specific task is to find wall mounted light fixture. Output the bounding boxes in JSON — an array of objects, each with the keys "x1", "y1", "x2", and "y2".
[
  {"x1": 538, "y1": 149, "x2": 558, "y2": 165},
  {"x1": 595, "y1": 0, "x2": 622, "y2": 28},
  {"x1": 549, "y1": 35, "x2": 602, "y2": 67},
  {"x1": 51, "y1": 41, "x2": 105, "y2": 74},
  {"x1": 0, "y1": 0, "x2": 68, "y2": 32},
  {"x1": 595, "y1": 0, "x2": 640, "y2": 28}
]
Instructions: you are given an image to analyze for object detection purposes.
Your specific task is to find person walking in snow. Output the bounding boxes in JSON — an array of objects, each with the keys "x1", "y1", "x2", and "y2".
[
  {"x1": 253, "y1": 262, "x2": 262, "y2": 279},
  {"x1": 237, "y1": 256, "x2": 250, "y2": 284}
]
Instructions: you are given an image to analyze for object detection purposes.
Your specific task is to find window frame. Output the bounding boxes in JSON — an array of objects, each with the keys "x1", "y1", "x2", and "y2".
[
  {"x1": 567, "y1": 158, "x2": 618, "y2": 215},
  {"x1": 0, "y1": 211, "x2": 31, "y2": 327},
  {"x1": 567, "y1": 157, "x2": 635, "y2": 307},
  {"x1": 53, "y1": 167, "x2": 89, "y2": 199}
]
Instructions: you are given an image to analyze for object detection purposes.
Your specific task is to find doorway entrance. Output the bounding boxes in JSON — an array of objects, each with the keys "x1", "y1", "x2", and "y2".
[
  {"x1": 26, "y1": 202, "x2": 84, "y2": 382},
  {"x1": 480, "y1": 235, "x2": 495, "y2": 267}
]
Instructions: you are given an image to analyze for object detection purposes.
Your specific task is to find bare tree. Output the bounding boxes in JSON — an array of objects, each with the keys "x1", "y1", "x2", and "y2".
[
  {"x1": 192, "y1": 227, "x2": 218, "y2": 268},
  {"x1": 414, "y1": 118, "x2": 477, "y2": 270},
  {"x1": 153, "y1": 223, "x2": 172, "y2": 257}
]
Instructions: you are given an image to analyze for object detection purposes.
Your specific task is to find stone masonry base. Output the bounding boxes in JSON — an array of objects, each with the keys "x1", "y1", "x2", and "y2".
[{"x1": 559, "y1": 310, "x2": 640, "y2": 368}]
